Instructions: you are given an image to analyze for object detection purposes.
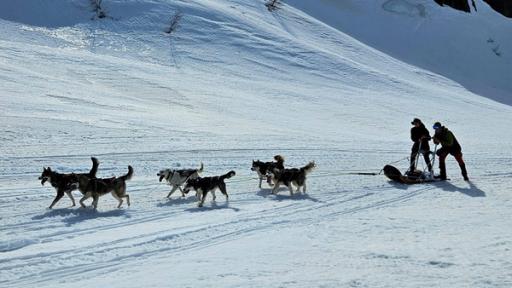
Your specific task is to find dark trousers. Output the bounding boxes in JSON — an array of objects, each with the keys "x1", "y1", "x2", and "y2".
[
  {"x1": 410, "y1": 143, "x2": 432, "y2": 171},
  {"x1": 436, "y1": 147, "x2": 468, "y2": 179}
]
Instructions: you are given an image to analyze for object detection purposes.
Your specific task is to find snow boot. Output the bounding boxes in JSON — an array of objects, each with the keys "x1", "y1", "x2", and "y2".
[{"x1": 435, "y1": 165, "x2": 447, "y2": 180}]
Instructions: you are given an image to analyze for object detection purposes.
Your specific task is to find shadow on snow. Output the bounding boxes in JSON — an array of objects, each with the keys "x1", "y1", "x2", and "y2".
[
  {"x1": 435, "y1": 180, "x2": 486, "y2": 197},
  {"x1": 185, "y1": 200, "x2": 240, "y2": 212},
  {"x1": 256, "y1": 188, "x2": 321, "y2": 202},
  {"x1": 156, "y1": 196, "x2": 198, "y2": 207},
  {"x1": 31, "y1": 207, "x2": 130, "y2": 226}
]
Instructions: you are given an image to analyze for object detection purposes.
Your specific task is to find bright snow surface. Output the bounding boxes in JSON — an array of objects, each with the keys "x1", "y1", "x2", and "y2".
[{"x1": 0, "y1": 0, "x2": 511, "y2": 287}]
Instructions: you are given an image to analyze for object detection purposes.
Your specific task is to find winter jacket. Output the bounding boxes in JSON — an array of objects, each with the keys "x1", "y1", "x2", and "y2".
[
  {"x1": 411, "y1": 123, "x2": 431, "y2": 150},
  {"x1": 434, "y1": 126, "x2": 461, "y2": 153}
]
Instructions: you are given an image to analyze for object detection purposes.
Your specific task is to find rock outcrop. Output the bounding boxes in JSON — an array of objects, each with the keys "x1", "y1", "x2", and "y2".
[
  {"x1": 434, "y1": 0, "x2": 511, "y2": 18},
  {"x1": 483, "y1": 0, "x2": 512, "y2": 17}
]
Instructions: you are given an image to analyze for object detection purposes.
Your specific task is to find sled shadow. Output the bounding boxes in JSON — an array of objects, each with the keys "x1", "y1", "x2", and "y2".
[
  {"x1": 157, "y1": 196, "x2": 198, "y2": 207},
  {"x1": 32, "y1": 208, "x2": 129, "y2": 226},
  {"x1": 257, "y1": 188, "x2": 321, "y2": 202},
  {"x1": 185, "y1": 201, "x2": 240, "y2": 213},
  {"x1": 435, "y1": 181, "x2": 486, "y2": 197},
  {"x1": 387, "y1": 181, "x2": 412, "y2": 190}
]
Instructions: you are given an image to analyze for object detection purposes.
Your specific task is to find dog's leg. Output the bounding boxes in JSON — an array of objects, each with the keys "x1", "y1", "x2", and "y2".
[
  {"x1": 92, "y1": 194, "x2": 99, "y2": 209},
  {"x1": 49, "y1": 190, "x2": 65, "y2": 209},
  {"x1": 125, "y1": 194, "x2": 130, "y2": 206},
  {"x1": 66, "y1": 191, "x2": 76, "y2": 207},
  {"x1": 258, "y1": 177, "x2": 262, "y2": 189},
  {"x1": 272, "y1": 183, "x2": 280, "y2": 194},
  {"x1": 178, "y1": 186, "x2": 185, "y2": 197},
  {"x1": 303, "y1": 181, "x2": 307, "y2": 193},
  {"x1": 293, "y1": 181, "x2": 301, "y2": 193},
  {"x1": 287, "y1": 184, "x2": 294, "y2": 196},
  {"x1": 80, "y1": 192, "x2": 92, "y2": 208},
  {"x1": 198, "y1": 190, "x2": 206, "y2": 207},
  {"x1": 166, "y1": 185, "x2": 179, "y2": 198},
  {"x1": 219, "y1": 184, "x2": 229, "y2": 200},
  {"x1": 112, "y1": 191, "x2": 123, "y2": 208},
  {"x1": 211, "y1": 188, "x2": 217, "y2": 201},
  {"x1": 266, "y1": 175, "x2": 273, "y2": 187}
]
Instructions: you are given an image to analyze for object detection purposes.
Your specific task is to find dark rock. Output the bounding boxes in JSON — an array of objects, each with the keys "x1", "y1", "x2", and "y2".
[
  {"x1": 434, "y1": 0, "x2": 471, "y2": 13},
  {"x1": 434, "y1": 0, "x2": 512, "y2": 18},
  {"x1": 483, "y1": 0, "x2": 512, "y2": 18}
]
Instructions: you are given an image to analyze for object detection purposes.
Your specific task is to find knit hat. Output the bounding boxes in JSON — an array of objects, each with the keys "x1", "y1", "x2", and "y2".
[
  {"x1": 411, "y1": 118, "x2": 421, "y2": 125},
  {"x1": 433, "y1": 122, "x2": 442, "y2": 129}
]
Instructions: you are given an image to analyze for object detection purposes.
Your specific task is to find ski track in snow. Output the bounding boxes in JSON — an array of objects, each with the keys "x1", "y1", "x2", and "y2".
[{"x1": 0, "y1": 148, "x2": 509, "y2": 287}]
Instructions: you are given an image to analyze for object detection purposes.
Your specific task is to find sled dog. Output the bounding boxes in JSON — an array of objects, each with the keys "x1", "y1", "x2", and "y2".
[
  {"x1": 157, "y1": 163, "x2": 203, "y2": 198},
  {"x1": 38, "y1": 157, "x2": 99, "y2": 209},
  {"x1": 183, "y1": 171, "x2": 236, "y2": 207},
  {"x1": 78, "y1": 165, "x2": 133, "y2": 209},
  {"x1": 268, "y1": 161, "x2": 315, "y2": 195},
  {"x1": 251, "y1": 155, "x2": 284, "y2": 188}
]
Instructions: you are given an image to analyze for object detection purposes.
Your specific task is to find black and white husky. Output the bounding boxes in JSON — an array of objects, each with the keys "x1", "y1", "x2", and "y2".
[
  {"x1": 183, "y1": 171, "x2": 236, "y2": 207},
  {"x1": 268, "y1": 161, "x2": 315, "y2": 195},
  {"x1": 251, "y1": 155, "x2": 284, "y2": 188},
  {"x1": 157, "y1": 163, "x2": 204, "y2": 198}
]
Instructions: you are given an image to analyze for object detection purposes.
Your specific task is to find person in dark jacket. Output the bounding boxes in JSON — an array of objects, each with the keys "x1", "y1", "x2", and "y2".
[
  {"x1": 432, "y1": 122, "x2": 469, "y2": 181},
  {"x1": 408, "y1": 118, "x2": 432, "y2": 174}
]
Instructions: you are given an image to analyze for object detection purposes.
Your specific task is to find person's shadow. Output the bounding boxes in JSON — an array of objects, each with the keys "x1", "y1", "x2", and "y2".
[{"x1": 435, "y1": 180, "x2": 486, "y2": 197}]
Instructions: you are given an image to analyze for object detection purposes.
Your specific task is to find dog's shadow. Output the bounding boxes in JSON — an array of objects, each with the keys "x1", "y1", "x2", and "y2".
[
  {"x1": 32, "y1": 207, "x2": 129, "y2": 226},
  {"x1": 257, "y1": 188, "x2": 321, "y2": 202},
  {"x1": 185, "y1": 201, "x2": 240, "y2": 212},
  {"x1": 434, "y1": 180, "x2": 486, "y2": 197},
  {"x1": 157, "y1": 196, "x2": 198, "y2": 207}
]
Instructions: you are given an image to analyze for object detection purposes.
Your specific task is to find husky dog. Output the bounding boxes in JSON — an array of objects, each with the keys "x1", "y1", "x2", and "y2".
[
  {"x1": 78, "y1": 166, "x2": 133, "y2": 209},
  {"x1": 268, "y1": 161, "x2": 315, "y2": 195},
  {"x1": 157, "y1": 163, "x2": 204, "y2": 198},
  {"x1": 38, "y1": 157, "x2": 99, "y2": 209},
  {"x1": 183, "y1": 171, "x2": 236, "y2": 207},
  {"x1": 251, "y1": 155, "x2": 284, "y2": 188}
]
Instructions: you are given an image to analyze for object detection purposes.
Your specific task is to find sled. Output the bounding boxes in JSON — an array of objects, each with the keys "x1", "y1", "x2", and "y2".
[{"x1": 383, "y1": 164, "x2": 448, "y2": 184}]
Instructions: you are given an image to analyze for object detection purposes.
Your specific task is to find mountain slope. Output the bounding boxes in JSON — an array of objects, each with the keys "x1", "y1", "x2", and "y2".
[{"x1": 287, "y1": 0, "x2": 512, "y2": 105}]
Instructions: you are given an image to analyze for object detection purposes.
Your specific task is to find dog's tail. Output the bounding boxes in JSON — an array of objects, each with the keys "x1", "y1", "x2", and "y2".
[
  {"x1": 274, "y1": 155, "x2": 284, "y2": 164},
  {"x1": 119, "y1": 165, "x2": 134, "y2": 181},
  {"x1": 198, "y1": 162, "x2": 204, "y2": 173},
  {"x1": 89, "y1": 157, "x2": 99, "y2": 178},
  {"x1": 220, "y1": 170, "x2": 236, "y2": 181},
  {"x1": 300, "y1": 161, "x2": 316, "y2": 174}
]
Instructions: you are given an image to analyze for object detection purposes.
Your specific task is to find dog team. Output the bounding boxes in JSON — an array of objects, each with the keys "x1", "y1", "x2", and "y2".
[{"x1": 38, "y1": 155, "x2": 316, "y2": 209}]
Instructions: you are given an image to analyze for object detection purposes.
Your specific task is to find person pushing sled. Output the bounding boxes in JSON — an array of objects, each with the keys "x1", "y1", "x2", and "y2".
[{"x1": 383, "y1": 119, "x2": 469, "y2": 184}]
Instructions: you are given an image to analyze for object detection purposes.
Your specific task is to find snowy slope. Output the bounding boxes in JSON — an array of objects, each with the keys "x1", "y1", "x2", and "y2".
[
  {"x1": 1, "y1": 0, "x2": 511, "y2": 287},
  {"x1": 287, "y1": 0, "x2": 512, "y2": 105}
]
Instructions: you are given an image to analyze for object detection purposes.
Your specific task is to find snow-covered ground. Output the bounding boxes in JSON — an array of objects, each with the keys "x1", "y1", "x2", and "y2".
[{"x1": 1, "y1": 0, "x2": 511, "y2": 287}]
